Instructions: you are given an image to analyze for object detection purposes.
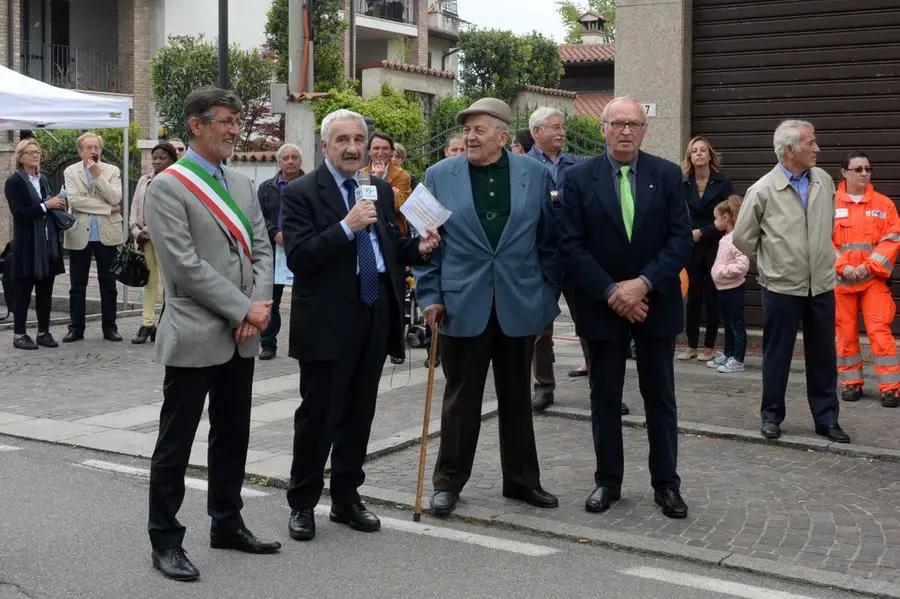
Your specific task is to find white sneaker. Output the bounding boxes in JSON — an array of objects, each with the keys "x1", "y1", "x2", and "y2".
[
  {"x1": 718, "y1": 357, "x2": 745, "y2": 373},
  {"x1": 706, "y1": 352, "x2": 727, "y2": 368}
]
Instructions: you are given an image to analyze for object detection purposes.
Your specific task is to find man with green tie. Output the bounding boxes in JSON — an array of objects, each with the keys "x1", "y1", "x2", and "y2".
[{"x1": 558, "y1": 97, "x2": 693, "y2": 520}]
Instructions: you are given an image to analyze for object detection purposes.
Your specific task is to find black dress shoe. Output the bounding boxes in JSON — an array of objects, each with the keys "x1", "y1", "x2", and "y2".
[
  {"x1": 330, "y1": 503, "x2": 381, "y2": 532},
  {"x1": 585, "y1": 486, "x2": 621, "y2": 513},
  {"x1": 36, "y1": 332, "x2": 58, "y2": 348},
  {"x1": 132, "y1": 325, "x2": 156, "y2": 344},
  {"x1": 568, "y1": 368, "x2": 588, "y2": 378},
  {"x1": 531, "y1": 391, "x2": 554, "y2": 412},
  {"x1": 815, "y1": 423, "x2": 851, "y2": 444},
  {"x1": 621, "y1": 403, "x2": 630, "y2": 416},
  {"x1": 430, "y1": 491, "x2": 459, "y2": 516},
  {"x1": 13, "y1": 335, "x2": 38, "y2": 350},
  {"x1": 390, "y1": 355, "x2": 405, "y2": 364},
  {"x1": 151, "y1": 547, "x2": 199, "y2": 582},
  {"x1": 760, "y1": 421, "x2": 781, "y2": 439},
  {"x1": 654, "y1": 488, "x2": 688, "y2": 519},
  {"x1": 288, "y1": 508, "x2": 315, "y2": 541},
  {"x1": 259, "y1": 346, "x2": 276, "y2": 360},
  {"x1": 840, "y1": 384, "x2": 862, "y2": 402},
  {"x1": 210, "y1": 527, "x2": 281, "y2": 554},
  {"x1": 103, "y1": 330, "x2": 123, "y2": 342},
  {"x1": 62, "y1": 330, "x2": 84, "y2": 343},
  {"x1": 502, "y1": 485, "x2": 559, "y2": 508}
]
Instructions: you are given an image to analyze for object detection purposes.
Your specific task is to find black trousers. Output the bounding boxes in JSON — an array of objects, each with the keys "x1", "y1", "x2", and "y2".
[
  {"x1": 434, "y1": 308, "x2": 541, "y2": 493},
  {"x1": 68, "y1": 241, "x2": 118, "y2": 333},
  {"x1": 260, "y1": 283, "x2": 285, "y2": 350},
  {"x1": 761, "y1": 289, "x2": 839, "y2": 427},
  {"x1": 12, "y1": 275, "x2": 54, "y2": 335},
  {"x1": 287, "y1": 277, "x2": 391, "y2": 509},
  {"x1": 588, "y1": 334, "x2": 680, "y2": 490},
  {"x1": 533, "y1": 282, "x2": 591, "y2": 392},
  {"x1": 685, "y1": 238, "x2": 720, "y2": 349},
  {"x1": 148, "y1": 351, "x2": 254, "y2": 551}
]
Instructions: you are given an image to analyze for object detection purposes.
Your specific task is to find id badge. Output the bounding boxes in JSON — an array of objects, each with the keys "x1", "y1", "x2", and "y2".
[
  {"x1": 356, "y1": 185, "x2": 378, "y2": 202},
  {"x1": 835, "y1": 208, "x2": 848, "y2": 219}
]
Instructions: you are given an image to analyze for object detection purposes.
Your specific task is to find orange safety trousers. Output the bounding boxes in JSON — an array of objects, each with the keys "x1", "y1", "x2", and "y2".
[{"x1": 836, "y1": 283, "x2": 900, "y2": 392}]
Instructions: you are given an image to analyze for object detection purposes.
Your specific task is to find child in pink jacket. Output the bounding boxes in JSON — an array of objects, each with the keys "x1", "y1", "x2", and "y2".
[{"x1": 708, "y1": 195, "x2": 750, "y2": 373}]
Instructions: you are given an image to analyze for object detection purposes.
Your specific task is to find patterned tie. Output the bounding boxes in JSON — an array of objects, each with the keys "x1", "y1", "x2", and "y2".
[
  {"x1": 619, "y1": 165, "x2": 635, "y2": 240},
  {"x1": 343, "y1": 178, "x2": 380, "y2": 306}
]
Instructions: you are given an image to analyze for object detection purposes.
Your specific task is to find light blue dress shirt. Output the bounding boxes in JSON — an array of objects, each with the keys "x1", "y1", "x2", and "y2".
[
  {"x1": 324, "y1": 159, "x2": 385, "y2": 273},
  {"x1": 85, "y1": 166, "x2": 100, "y2": 242},
  {"x1": 186, "y1": 147, "x2": 228, "y2": 189},
  {"x1": 779, "y1": 164, "x2": 811, "y2": 208}
]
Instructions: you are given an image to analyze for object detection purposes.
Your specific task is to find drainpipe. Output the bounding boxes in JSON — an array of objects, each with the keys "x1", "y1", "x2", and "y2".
[
  {"x1": 6, "y1": 0, "x2": 12, "y2": 69},
  {"x1": 441, "y1": 47, "x2": 458, "y2": 72}
]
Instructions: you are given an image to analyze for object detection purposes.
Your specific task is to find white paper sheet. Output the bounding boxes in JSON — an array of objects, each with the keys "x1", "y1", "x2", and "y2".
[
  {"x1": 400, "y1": 184, "x2": 452, "y2": 238},
  {"x1": 274, "y1": 245, "x2": 293, "y2": 286}
]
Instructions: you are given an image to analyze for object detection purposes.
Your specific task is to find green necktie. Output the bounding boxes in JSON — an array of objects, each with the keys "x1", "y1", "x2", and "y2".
[{"x1": 619, "y1": 165, "x2": 635, "y2": 240}]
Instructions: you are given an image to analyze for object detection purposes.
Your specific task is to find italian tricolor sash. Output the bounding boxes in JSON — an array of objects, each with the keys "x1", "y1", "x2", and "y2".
[{"x1": 166, "y1": 158, "x2": 253, "y2": 258}]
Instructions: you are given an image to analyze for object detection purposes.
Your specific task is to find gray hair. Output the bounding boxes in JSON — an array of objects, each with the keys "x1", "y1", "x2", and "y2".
[
  {"x1": 600, "y1": 96, "x2": 647, "y2": 123},
  {"x1": 276, "y1": 142, "x2": 302, "y2": 161},
  {"x1": 773, "y1": 119, "x2": 814, "y2": 160},
  {"x1": 529, "y1": 107, "x2": 565, "y2": 136},
  {"x1": 182, "y1": 86, "x2": 243, "y2": 140},
  {"x1": 321, "y1": 109, "x2": 368, "y2": 142}
]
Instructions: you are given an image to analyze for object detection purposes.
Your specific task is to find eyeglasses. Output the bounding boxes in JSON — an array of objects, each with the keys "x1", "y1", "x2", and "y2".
[
  {"x1": 211, "y1": 117, "x2": 240, "y2": 128},
  {"x1": 605, "y1": 121, "x2": 646, "y2": 133},
  {"x1": 21, "y1": 150, "x2": 41, "y2": 156},
  {"x1": 848, "y1": 166, "x2": 872, "y2": 173}
]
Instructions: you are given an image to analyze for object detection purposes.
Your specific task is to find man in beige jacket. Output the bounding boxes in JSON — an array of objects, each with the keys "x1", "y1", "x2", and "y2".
[
  {"x1": 733, "y1": 119, "x2": 849, "y2": 444},
  {"x1": 62, "y1": 132, "x2": 124, "y2": 342}
]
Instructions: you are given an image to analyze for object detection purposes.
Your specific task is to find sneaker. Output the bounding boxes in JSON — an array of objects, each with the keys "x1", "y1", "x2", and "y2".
[
  {"x1": 676, "y1": 348, "x2": 697, "y2": 361},
  {"x1": 706, "y1": 352, "x2": 727, "y2": 368},
  {"x1": 881, "y1": 390, "x2": 900, "y2": 408},
  {"x1": 717, "y1": 357, "x2": 745, "y2": 373},
  {"x1": 840, "y1": 385, "x2": 862, "y2": 402},
  {"x1": 13, "y1": 334, "x2": 38, "y2": 350}
]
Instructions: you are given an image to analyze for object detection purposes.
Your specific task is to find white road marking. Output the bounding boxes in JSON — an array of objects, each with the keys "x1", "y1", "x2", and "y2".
[
  {"x1": 77, "y1": 459, "x2": 269, "y2": 497},
  {"x1": 622, "y1": 567, "x2": 819, "y2": 599},
  {"x1": 0, "y1": 444, "x2": 22, "y2": 451},
  {"x1": 312, "y1": 505, "x2": 559, "y2": 557}
]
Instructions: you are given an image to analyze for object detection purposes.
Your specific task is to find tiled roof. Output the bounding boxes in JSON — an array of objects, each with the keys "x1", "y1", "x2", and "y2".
[
  {"x1": 574, "y1": 92, "x2": 614, "y2": 119},
  {"x1": 519, "y1": 84, "x2": 577, "y2": 98},
  {"x1": 285, "y1": 91, "x2": 332, "y2": 103},
  {"x1": 369, "y1": 60, "x2": 456, "y2": 80},
  {"x1": 231, "y1": 151, "x2": 278, "y2": 162},
  {"x1": 558, "y1": 42, "x2": 615, "y2": 65}
]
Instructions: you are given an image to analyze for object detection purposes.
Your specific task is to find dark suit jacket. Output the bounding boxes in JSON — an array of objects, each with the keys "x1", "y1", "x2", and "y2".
[
  {"x1": 4, "y1": 170, "x2": 65, "y2": 280},
  {"x1": 258, "y1": 171, "x2": 305, "y2": 247},
  {"x1": 559, "y1": 151, "x2": 692, "y2": 341},
  {"x1": 683, "y1": 170, "x2": 733, "y2": 241},
  {"x1": 282, "y1": 163, "x2": 426, "y2": 363}
]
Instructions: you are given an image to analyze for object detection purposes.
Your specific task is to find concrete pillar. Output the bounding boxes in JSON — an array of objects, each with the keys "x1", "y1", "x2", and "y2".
[
  {"x1": 614, "y1": 0, "x2": 692, "y2": 163},
  {"x1": 408, "y1": 0, "x2": 429, "y2": 67},
  {"x1": 285, "y1": 101, "x2": 318, "y2": 173}
]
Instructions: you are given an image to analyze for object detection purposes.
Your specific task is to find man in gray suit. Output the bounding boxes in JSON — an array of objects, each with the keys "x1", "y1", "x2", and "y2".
[
  {"x1": 145, "y1": 87, "x2": 280, "y2": 582},
  {"x1": 414, "y1": 97, "x2": 562, "y2": 516}
]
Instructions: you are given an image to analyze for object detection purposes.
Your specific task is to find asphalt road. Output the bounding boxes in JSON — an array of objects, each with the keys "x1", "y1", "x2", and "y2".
[{"x1": 0, "y1": 436, "x2": 862, "y2": 599}]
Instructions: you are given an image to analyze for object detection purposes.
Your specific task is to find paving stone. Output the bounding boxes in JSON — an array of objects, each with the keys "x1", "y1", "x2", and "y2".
[{"x1": 362, "y1": 417, "x2": 900, "y2": 586}]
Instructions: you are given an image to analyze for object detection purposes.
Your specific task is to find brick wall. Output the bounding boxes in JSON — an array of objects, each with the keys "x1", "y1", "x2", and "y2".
[
  {"x1": 120, "y1": 0, "x2": 153, "y2": 176},
  {"x1": 0, "y1": 0, "x2": 21, "y2": 248},
  {"x1": 407, "y1": 0, "x2": 429, "y2": 67}
]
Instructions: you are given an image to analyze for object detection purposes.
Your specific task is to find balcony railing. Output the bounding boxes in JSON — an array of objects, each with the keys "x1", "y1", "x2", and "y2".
[
  {"x1": 20, "y1": 41, "x2": 122, "y2": 93},
  {"x1": 427, "y1": 10, "x2": 461, "y2": 35},
  {"x1": 356, "y1": 0, "x2": 414, "y2": 25}
]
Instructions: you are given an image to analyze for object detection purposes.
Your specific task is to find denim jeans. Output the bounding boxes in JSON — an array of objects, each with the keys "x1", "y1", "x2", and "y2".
[{"x1": 718, "y1": 284, "x2": 746, "y2": 362}]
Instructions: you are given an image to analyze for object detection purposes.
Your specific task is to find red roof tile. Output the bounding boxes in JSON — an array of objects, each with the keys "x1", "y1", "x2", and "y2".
[
  {"x1": 558, "y1": 43, "x2": 615, "y2": 65},
  {"x1": 519, "y1": 84, "x2": 577, "y2": 98},
  {"x1": 574, "y1": 92, "x2": 614, "y2": 119},
  {"x1": 362, "y1": 60, "x2": 456, "y2": 80},
  {"x1": 231, "y1": 151, "x2": 278, "y2": 162}
]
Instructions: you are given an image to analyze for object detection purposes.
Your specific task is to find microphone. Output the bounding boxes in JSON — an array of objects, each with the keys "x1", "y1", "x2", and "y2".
[{"x1": 358, "y1": 171, "x2": 374, "y2": 232}]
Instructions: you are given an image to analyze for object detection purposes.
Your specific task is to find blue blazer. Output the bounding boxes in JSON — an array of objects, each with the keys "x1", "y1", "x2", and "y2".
[
  {"x1": 559, "y1": 151, "x2": 692, "y2": 341},
  {"x1": 413, "y1": 151, "x2": 562, "y2": 338}
]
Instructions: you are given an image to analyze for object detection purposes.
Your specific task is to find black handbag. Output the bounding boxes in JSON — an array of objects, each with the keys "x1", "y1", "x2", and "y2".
[
  {"x1": 49, "y1": 209, "x2": 77, "y2": 231},
  {"x1": 110, "y1": 234, "x2": 150, "y2": 287}
]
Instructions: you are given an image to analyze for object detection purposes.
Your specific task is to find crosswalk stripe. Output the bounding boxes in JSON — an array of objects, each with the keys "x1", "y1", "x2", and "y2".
[
  {"x1": 622, "y1": 566, "x2": 819, "y2": 599},
  {"x1": 77, "y1": 459, "x2": 269, "y2": 497},
  {"x1": 312, "y1": 505, "x2": 560, "y2": 557},
  {"x1": 0, "y1": 444, "x2": 22, "y2": 451}
]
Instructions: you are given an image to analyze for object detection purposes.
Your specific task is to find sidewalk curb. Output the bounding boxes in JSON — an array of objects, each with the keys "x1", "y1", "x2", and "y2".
[
  {"x1": 350, "y1": 485, "x2": 900, "y2": 599},
  {"x1": 543, "y1": 406, "x2": 900, "y2": 463},
  {"x1": 0, "y1": 308, "x2": 144, "y2": 332}
]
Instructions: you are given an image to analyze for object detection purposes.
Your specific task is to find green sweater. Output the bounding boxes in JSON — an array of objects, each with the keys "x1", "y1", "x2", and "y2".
[{"x1": 469, "y1": 151, "x2": 511, "y2": 249}]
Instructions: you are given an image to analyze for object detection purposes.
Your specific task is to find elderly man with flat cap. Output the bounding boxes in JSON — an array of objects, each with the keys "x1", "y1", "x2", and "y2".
[{"x1": 414, "y1": 97, "x2": 562, "y2": 516}]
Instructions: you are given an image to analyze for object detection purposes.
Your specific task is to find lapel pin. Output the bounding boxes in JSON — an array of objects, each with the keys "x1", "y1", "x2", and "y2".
[{"x1": 649, "y1": 184, "x2": 654, "y2": 189}]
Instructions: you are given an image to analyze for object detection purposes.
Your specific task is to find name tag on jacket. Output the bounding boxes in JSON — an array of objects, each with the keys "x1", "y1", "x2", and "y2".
[{"x1": 835, "y1": 208, "x2": 848, "y2": 219}]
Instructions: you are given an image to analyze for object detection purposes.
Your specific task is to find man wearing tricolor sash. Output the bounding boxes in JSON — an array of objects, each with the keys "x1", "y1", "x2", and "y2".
[{"x1": 144, "y1": 86, "x2": 279, "y2": 581}]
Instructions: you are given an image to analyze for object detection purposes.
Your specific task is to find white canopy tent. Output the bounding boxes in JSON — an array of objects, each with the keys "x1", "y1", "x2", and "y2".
[{"x1": 0, "y1": 65, "x2": 135, "y2": 301}]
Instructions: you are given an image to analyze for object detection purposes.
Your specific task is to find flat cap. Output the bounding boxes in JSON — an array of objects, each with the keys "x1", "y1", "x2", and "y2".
[{"x1": 456, "y1": 97, "x2": 512, "y2": 125}]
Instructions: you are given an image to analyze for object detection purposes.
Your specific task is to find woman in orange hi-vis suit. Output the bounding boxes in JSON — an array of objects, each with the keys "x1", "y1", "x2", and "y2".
[{"x1": 833, "y1": 151, "x2": 900, "y2": 408}]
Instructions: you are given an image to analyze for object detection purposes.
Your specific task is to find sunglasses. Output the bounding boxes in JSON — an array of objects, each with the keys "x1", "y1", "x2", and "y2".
[{"x1": 848, "y1": 166, "x2": 872, "y2": 173}]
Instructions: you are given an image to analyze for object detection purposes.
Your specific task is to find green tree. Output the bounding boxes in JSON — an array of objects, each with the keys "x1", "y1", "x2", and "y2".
[
  {"x1": 264, "y1": 0, "x2": 348, "y2": 92},
  {"x1": 36, "y1": 120, "x2": 144, "y2": 179},
  {"x1": 457, "y1": 29, "x2": 564, "y2": 102},
  {"x1": 149, "y1": 35, "x2": 277, "y2": 148},
  {"x1": 557, "y1": 0, "x2": 615, "y2": 43},
  {"x1": 311, "y1": 84, "x2": 424, "y2": 143}
]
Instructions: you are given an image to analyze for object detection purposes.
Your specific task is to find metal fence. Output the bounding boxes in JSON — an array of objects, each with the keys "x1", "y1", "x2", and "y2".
[
  {"x1": 356, "y1": 0, "x2": 414, "y2": 24},
  {"x1": 20, "y1": 41, "x2": 122, "y2": 92}
]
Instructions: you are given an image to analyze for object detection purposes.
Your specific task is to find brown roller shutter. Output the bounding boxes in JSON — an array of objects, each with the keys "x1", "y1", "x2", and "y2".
[{"x1": 692, "y1": 0, "x2": 900, "y2": 330}]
